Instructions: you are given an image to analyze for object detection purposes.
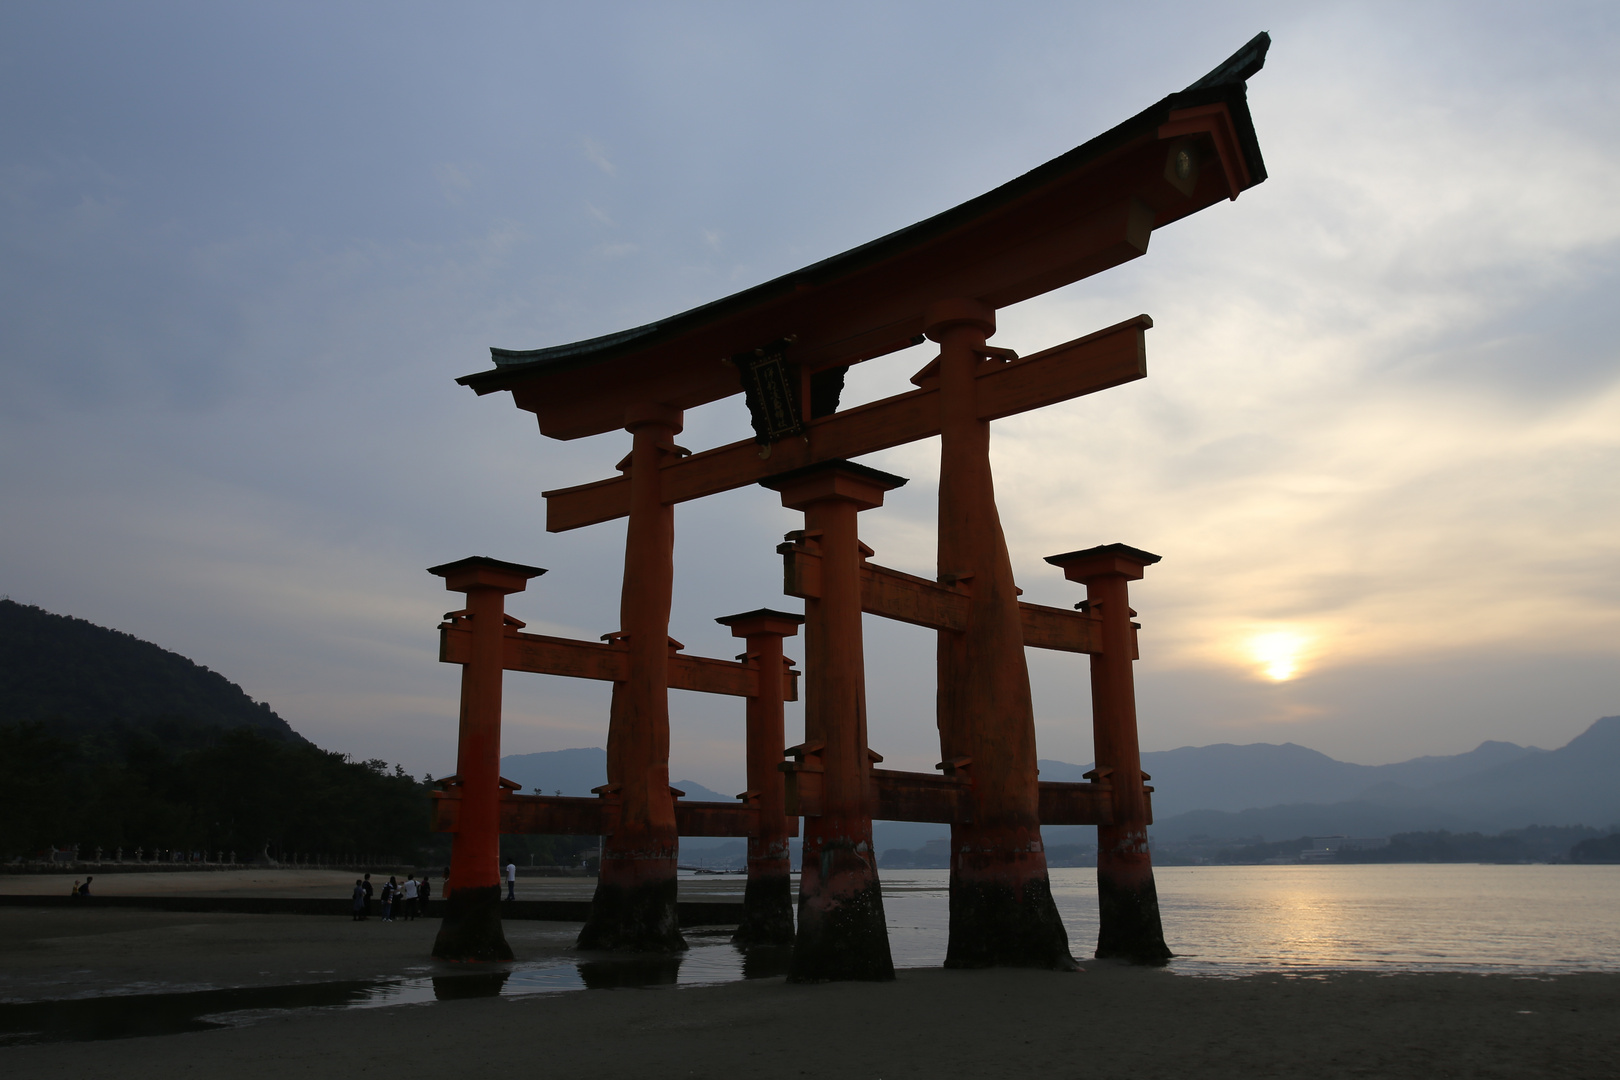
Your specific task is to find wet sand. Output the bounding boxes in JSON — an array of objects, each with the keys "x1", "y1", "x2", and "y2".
[
  {"x1": 0, "y1": 869, "x2": 743, "y2": 902},
  {"x1": 2, "y1": 905, "x2": 1617, "y2": 1078}
]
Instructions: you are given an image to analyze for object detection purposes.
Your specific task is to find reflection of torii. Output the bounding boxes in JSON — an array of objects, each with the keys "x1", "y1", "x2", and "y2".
[{"x1": 433, "y1": 33, "x2": 1270, "y2": 976}]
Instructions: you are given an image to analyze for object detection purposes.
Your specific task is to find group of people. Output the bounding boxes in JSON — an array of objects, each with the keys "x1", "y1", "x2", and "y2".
[
  {"x1": 69, "y1": 876, "x2": 93, "y2": 896},
  {"x1": 349, "y1": 871, "x2": 431, "y2": 921}
]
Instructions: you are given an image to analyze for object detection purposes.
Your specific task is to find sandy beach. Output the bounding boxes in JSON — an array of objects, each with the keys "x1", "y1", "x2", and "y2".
[
  {"x1": 2, "y1": 900, "x2": 1617, "y2": 1079},
  {"x1": 0, "y1": 868, "x2": 675, "y2": 902}
]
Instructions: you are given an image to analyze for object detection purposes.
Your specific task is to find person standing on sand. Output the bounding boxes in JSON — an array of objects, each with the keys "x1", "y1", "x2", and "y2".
[
  {"x1": 381, "y1": 877, "x2": 396, "y2": 922},
  {"x1": 79, "y1": 875, "x2": 92, "y2": 896},
  {"x1": 418, "y1": 873, "x2": 431, "y2": 914},
  {"x1": 505, "y1": 861, "x2": 517, "y2": 901},
  {"x1": 71, "y1": 879, "x2": 81, "y2": 896},
  {"x1": 351, "y1": 879, "x2": 366, "y2": 921},
  {"x1": 401, "y1": 874, "x2": 418, "y2": 920},
  {"x1": 361, "y1": 872, "x2": 374, "y2": 920}
]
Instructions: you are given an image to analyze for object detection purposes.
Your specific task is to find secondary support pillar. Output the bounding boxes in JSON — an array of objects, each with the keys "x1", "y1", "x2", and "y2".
[
  {"x1": 717, "y1": 607, "x2": 805, "y2": 948},
  {"x1": 579, "y1": 402, "x2": 686, "y2": 952},
  {"x1": 763, "y1": 460, "x2": 903, "y2": 982},
  {"x1": 428, "y1": 556, "x2": 545, "y2": 961},
  {"x1": 926, "y1": 299, "x2": 1075, "y2": 970},
  {"x1": 1045, "y1": 543, "x2": 1171, "y2": 963}
]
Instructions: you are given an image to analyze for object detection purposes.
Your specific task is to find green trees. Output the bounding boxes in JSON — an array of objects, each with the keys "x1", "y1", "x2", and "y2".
[{"x1": 0, "y1": 721, "x2": 447, "y2": 863}]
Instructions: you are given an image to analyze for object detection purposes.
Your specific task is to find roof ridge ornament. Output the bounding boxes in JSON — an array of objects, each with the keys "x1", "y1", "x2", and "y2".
[{"x1": 1181, "y1": 30, "x2": 1271, "y2": 92}]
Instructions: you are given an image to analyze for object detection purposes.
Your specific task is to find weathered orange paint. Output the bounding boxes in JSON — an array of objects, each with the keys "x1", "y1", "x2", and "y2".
[
  {"x1": 427, "y1": 556, "x2": 544, "y2": 962},
  {"x1": 540, "y1": 316, "x2": 1150, "y2": 531},
  {"x1": 927, "y1": 299, "x2": 1075, "y2": 970},
  {"x1": 443, "y1": 37, "x2": 1275, "y2": 972},
  {"x1": 437, "y1": 621, "x2": 798, "y2": 699},
  {"x1": 717, "y1": 608, "x2": 804, "y2": 947},
  {"x1": 1046, "y1": 544, "x2": 1171, "y2": 963},
  {"x1": 578, "y1": 403, "x2": 686, "y2": 952},
  {"x1": 763, "y1": 461, "x2": 903, "y2": 981}
]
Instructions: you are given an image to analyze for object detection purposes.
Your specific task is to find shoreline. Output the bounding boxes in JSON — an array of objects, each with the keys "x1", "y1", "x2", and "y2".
[
  {"x1": 5, "y1": 963, "x2": 1617, "y2": 1078},
  {"x1": 3, "y1": 905, "x2": 1618, "y2": 1077}
]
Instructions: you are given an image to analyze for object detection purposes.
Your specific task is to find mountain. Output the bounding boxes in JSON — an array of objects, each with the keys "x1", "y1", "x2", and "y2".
[
  {"x1": 498, "y1": 747, "x2": 607, "y2": 797},
  {"x1": 496, "y1": 747, "x2": 730, "y2": 804},
  {"x1": 0, "y1": 599, "x2": 301, "y2": 742},
  {"x1": 501, "y1": 718, "x2": 1620, "y2": 849},
  {"x1": 1039, "y1": 738, "x2": 1545, "y2": 819},
  {"x1": 1134, "y1": 717, "x2": 1620, "y2": 842},
  {"x1": 0, "y1": 601, "x2": 446, "y2": 862}
]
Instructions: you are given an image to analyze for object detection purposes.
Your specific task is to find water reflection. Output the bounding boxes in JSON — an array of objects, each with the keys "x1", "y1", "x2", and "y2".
[
  {"x1": 431, "y1": 971, "x2": 511, "y2": 1000},
  {"x1": 576, "y1": 955, "x2": 682, "y2": 989},
  {"x1": 11, "y1": 865, "x2": 1616, "y2": 1045},
  {"x1": 738, "y1": 944, "x2": 794, "y2": 980},
  {"x1": 0, "y1": 981, "x2": 380, "y2": 1046}
]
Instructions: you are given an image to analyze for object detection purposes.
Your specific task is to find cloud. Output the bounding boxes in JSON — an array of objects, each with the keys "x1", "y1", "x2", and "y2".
[
  {"x1": 433, "y1": 162, "x2": 475, "y2": 205},
  {"x1": 582, "y1": 138, "x2": 616, "y2": 176},
  {"x1": 2, "y1": 4, "x2": 1617, "y2": 789}
]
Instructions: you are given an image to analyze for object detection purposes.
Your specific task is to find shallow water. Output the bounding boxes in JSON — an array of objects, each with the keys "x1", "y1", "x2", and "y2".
[
  {"x1": 883, "y1": 864, "x2": 1620, "y2": 975},
  {"x1": 0, "y1": 928, "x2": 777, "y2": 1046},
  {"x1": 6, "y1": 864, "x2": 1617, "y2": 1043}
]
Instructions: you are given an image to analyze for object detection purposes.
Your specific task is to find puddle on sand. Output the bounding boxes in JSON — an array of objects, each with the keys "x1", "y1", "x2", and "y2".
[
  {"x1": 0, "y1": 934, "x2": 789, "y2": 1047},
  {"x1": 0, "y1": 981, "x2": 384, "y2": 1046}
]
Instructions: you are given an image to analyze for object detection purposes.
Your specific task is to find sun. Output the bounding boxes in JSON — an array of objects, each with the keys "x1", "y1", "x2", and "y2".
[{"x1": 1248, "y1": 630, "x2": 1308, "y2": 682}]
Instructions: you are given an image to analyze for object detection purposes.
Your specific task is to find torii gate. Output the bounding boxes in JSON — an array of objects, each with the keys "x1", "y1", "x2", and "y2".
[{"x1": 429, "y1": 34, "x2": 1269, "y2": 976}]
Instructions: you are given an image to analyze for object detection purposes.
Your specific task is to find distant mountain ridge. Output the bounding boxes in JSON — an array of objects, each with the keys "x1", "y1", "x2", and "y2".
[
  {"x1": 1044, "y1": 716, "x2": 1620, "y2": 842},
  {"x1": 505, "y1": 716, "x2": 1620, "y2": 849},
  {"x1": 0, "y1": 599, "x2": 301, "y2": 742},
  {"x1": 498, "y1": 747, "x2": 729, "y2": 804},
  {"x1": 1038, "y1": 738, "x2": 1547, "y2": 817}
]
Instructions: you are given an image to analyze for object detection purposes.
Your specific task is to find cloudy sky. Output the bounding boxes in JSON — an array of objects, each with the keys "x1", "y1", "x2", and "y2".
[{"x1": 3, "y1": 2, "x2": 1616, "y2": 790}]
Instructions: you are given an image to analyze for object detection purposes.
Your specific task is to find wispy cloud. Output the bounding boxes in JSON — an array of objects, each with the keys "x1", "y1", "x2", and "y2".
[
  {"x1": 582, "y1": 138, "x2": 615, "y2": 176},
  {"x1": 433, "y1": 162, "x2": 475, "y2": 205},
  {"x1": 2, "y1": 4, "x2": 1616, "y2": 784}
]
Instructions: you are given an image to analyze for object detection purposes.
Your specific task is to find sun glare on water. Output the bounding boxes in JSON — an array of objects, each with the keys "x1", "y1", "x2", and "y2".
[{"x1": 1248, "y1": 631, "x2": 1309, "y2": 682}]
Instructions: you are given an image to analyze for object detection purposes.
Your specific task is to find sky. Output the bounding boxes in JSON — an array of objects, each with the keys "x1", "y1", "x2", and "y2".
[{"x1": 2, "y1": 2, "x2": 1617, "y2": 792}]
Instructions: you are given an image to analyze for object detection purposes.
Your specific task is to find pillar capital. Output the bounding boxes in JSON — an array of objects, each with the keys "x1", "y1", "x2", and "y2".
[
  {"x1": 760, "y1": 459, "x2": 907, "y2": 512},
  {"x1": 716, "y1": 608, "x2": 805, "y2": 639},
  {"x1": 428, "y1": 556, "x2": 547, "y2": 594},
  {"x1": 624, "y1": 401, "x2": 684, "y2": 434},
  {"x1": 1044, "y1": 543, "x2": 1161, "y2": 584},
  {"x1": 923, "y1": 298, "x2": 996, "y2": 342}
]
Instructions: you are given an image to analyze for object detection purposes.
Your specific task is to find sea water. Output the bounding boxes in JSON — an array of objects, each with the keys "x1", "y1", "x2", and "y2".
[
  {"x1": 6, "y1": 864, "x2": 1617, "y2": 1044},
  {"x1": 885, "y1": 864, "x2": 1620, "y2": 975}
]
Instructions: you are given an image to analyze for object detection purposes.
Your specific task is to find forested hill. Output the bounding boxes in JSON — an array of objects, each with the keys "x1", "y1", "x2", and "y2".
[
  {"x1": 0, "y1": 599, "x2": 300, "y2": 742},
  {"x1": 0, "y1": 599, "x2": 460, "y2": 863}
]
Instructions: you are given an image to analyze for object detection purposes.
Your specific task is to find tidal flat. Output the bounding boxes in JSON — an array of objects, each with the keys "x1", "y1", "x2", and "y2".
[{"x1": 2, "y1": 904, "x2": 1619, "y2": 1078}]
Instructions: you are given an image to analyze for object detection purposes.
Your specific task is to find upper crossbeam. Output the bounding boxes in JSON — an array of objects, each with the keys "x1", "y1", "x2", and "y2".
[{"x1": 543, "y1": 315, "x2": 1150, "y2": 532}]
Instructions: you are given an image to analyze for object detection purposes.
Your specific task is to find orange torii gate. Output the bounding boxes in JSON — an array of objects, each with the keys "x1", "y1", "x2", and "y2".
[{"x1": 431, "y1": 34, "x2": 1269, "y2": 976}]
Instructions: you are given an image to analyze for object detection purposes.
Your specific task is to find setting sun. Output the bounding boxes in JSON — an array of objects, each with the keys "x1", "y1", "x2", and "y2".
[{"x1": 1248, "y1": 631, "x2": 1309, "y2": 682}]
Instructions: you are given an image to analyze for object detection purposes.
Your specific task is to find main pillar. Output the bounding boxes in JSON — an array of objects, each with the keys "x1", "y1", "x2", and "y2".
[
  {"x1": 579, "y1": 402, "x2": 686, "y2": 952},
  {"x1": 428, "y1": 556, "x2": 545, "y2": 961},
  {"x1": 716, "y1": 608, "x2": 804, "y2": 947},
  {"x1": 1045, "y1": 543, "x2": 1171, "y2": 963},
  {"x1": 763, "y1": 460, "x2": 902, "y2": 982},
  {"x1": 926, "y1": 299, "x2": 1075, "y2": 970}
]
